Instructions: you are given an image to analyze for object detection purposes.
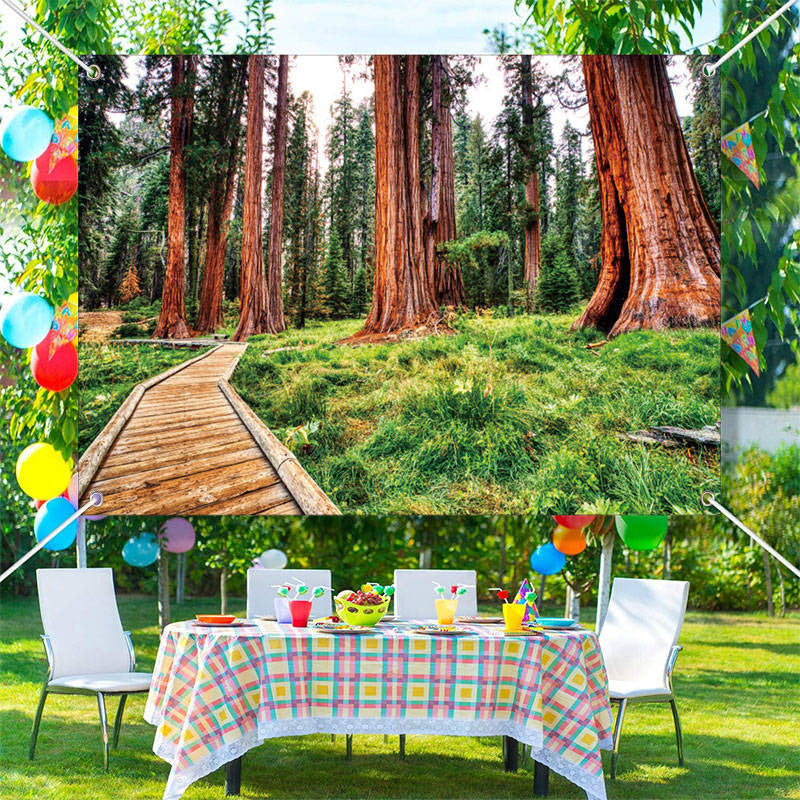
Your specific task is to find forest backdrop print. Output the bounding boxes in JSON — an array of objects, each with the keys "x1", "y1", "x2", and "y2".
[{"x1": 78, "y1": 55, "x2": 721, "y2": 515}]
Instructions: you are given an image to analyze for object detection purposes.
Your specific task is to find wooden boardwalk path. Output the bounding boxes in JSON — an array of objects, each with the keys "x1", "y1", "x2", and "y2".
[{"x1": 78, "y1": 343, "x2": 338, "y2": 516}]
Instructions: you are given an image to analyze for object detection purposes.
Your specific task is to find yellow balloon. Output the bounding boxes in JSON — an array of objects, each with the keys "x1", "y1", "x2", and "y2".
[{"x1": 16, "y1": 443, "x2": 73, "y2": 500}]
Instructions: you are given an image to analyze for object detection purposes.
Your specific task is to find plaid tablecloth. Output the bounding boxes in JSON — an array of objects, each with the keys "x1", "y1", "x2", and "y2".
[{"x1": 145, "y1": 620, "x2": 613, "y2": 800}]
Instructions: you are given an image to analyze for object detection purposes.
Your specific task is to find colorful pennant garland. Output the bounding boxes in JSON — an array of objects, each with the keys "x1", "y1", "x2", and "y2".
[
  {"x1": 721, "y1": 308, "x2": 760, "y2": 376},
  {"x1": 48, "y1": 106, "x2": 78, "y2": 170},
  {"x1": 721, "y1": 122, "x2": 759, "y2": 188},
  {"x1": 48, "y1": 292, "x2": 78, "y2": 358}
]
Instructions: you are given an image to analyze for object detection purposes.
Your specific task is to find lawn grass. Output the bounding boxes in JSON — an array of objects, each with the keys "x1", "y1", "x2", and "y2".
[
  {"x1": 1, "y1": 595, "x2": 796, "y2": 800},
  {"x1": 229, "y1": 311, "x2": 720, "y2": 514},
  {"x1": 78, "y1": 343, "x2": 211, "y2": 456}
]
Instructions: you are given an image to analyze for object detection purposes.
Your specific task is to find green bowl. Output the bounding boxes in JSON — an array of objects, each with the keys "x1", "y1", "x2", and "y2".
[{"x1": 334, "y1": 591, "x2": 390, "y2": 626}]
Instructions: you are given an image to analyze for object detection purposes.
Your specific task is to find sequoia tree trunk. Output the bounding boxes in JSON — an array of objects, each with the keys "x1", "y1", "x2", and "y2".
[
  {"x1": 265, "y1": 54, "x2": 289, "y2": 334},
  {"x1": 196, "y1": 59, "x2": 246, "y2": 333},
  {"x1": 232, "y1": 56, "x2": 269, "y2": 341},
  {"x1": 353, "y1": 55, "x2": 440, "y2": 339},
  {"x1": 154, "y1": 55, "x2": 196, "y2": 339},
  {"x1": 575, "y1": 56, "x2": 720, "y2": 336},
  {"x1": 426, "y1": 55, "x2": 465, "y2": 308},
  {"x1": 521, "y1": 55, "x2": 541, "y2": 309}
]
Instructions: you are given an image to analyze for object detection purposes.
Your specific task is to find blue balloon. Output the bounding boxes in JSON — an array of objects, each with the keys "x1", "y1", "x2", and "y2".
[
  {"x1": 0, "y1": 292, "x2": 54, "y2": 349},
  {"x1": 529, "y1": 543, "x2": 566, "y2": 576},
  {"x1": 0, "y1": 106, "x2": 54, "y2": 162},
  {"x1": 34, "y1": 497, "x2": 78, "y2": 552},
  {"x1": 122, "y1": 533, "x2": 160, "y2": 567}
]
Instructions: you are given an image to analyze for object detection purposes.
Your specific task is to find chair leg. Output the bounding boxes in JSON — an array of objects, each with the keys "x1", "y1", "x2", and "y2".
[
  {"x1": 399, "y1": 734, "x2": 406, "y2": 760},
  {"x1": 610, "y1": 698, "x2": 628, "y2": 780},
  {"x1": 112, "y1": 694, "x2": 127, "y2": 749},
  {"x1": 669, "y1": 697, "x2": 684, "y2": 766},
  {"x1": 29, "y1": 686, "x2": 48, "y2": 760},
  {"x1": 97, "y1": 692, "x2": 110, "y2": 772},
  {"x1": 345, "y1": 734, "x2": 353, "y2": 760}
]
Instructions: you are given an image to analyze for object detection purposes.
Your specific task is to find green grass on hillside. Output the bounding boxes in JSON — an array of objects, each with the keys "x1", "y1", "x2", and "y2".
[
  {"x1": 230, "y1": 312, "x2": 720, "y2": 514},
  {"x1": 1, "y1": 596, "x2": 797, "y2": 800},
  {"x1": 78, "y1": 344, "x2": 211, "y2": 456}
]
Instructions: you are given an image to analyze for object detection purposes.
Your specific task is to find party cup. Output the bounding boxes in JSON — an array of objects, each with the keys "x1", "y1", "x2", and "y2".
[
  {"x1": 502, "y1": 603, "x2": 526, "y2": 632},
  {"x1": 435, "y1": 598, "x2": 459, "y2": 625},
  {"x1": 289, "y1": 599, "x2": 313, "y2": 627},
  {"x1": 274, "y1": 596, "x2": 292, "y2": 624}
]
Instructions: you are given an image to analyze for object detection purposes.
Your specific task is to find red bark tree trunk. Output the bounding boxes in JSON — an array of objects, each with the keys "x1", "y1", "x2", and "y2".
[
  {"x1": 154, "y1": 55, "x2": 196, "y2": 339},
  {"x1": 575, "y1": 56, "x2": 720, "y2": 336},
  {"x1": 353, "y1": 55, "x2": 440, "y2": 340},
  {"x1": 521, "y1": 55, "x2": 541, "y2": 310}
]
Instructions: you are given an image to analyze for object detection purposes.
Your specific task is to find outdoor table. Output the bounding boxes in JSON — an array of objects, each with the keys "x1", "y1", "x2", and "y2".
[{"x1": 145, "y1": 619, "x2": 613, "y2": 800}]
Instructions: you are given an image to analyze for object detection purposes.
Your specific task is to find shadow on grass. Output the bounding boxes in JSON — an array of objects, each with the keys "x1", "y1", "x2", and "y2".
[{"x1": 687, "y1": 639, "x2": 800, "y2": 657}]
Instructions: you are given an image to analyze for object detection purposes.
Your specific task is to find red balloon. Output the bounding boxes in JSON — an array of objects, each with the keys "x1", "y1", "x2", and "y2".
[
  {"x1": 30, "y1": 143, "x2": 78, "y2": 205},
  {"x1": 553, "y1": 515, "x2": 596, "y2": 529},
  {"x1": 30, "y1": 330, "x2": 78, "y2": 391}
]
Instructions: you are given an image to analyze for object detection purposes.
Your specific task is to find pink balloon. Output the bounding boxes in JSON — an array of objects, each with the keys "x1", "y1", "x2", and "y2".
[
  {"x1": 159, "y1": 517, "x2": 195, "y2": 553},
  {"x1": 83, "y1": 515, "x2": 106, "y2": 521},
  {"x1": 64, "y1": 474, "x2": 78, "y2": 506}
]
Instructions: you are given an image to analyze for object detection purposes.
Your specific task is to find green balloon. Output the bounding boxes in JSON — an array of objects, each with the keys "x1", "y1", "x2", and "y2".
[{"x1": 615, "y1": 515, "x2": 669, "y2": 550}]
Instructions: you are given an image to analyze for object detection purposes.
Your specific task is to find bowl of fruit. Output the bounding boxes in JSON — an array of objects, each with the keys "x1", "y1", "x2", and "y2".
[{"x1": 334, "y1": 583, "x2": 394, "y2": 627}]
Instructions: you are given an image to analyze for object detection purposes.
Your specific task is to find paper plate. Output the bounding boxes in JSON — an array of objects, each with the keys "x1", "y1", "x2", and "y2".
[
  {"x1": 314, "y1": 623, "x2": 374, "y2": 635},
  {"x1": 534, "y1": 618, "x2": 580, "y2": 629},
  {"x1": 412, "y1": 625, "x2": 471, "y2": 636},
  {"x1": 192, "y1": 618, "x2": 251, "y2": 627},
  {"x1": 456, "y1": 616, "x2": 504, "y2": 624}
]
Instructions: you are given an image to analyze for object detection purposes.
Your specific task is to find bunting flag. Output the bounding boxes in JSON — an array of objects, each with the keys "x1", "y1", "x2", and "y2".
[
  {"x1": 513, "y1": 578, "x2": 538, "y2": 622},
  {"x1": 48, "y1": 106, "x2": 78, "y2": 170},
  {"x1": 721, "y1": 308, "x2": 760, "y2": 376},
  {"x1": 48, "y1": 292, "x2": 78, "y2": 357},
  {"x1": 721, "y1": 122, "x2": 760, "y2": 188}
]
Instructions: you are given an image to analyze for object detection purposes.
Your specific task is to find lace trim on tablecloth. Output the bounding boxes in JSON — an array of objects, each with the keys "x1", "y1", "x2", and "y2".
[{"x1": 530, "y1": 745, "x2": 608, "y2": 800}]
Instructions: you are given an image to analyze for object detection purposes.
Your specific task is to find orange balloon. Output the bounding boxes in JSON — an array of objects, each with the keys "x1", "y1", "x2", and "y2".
[{"x1": 552, "y1": 525, "x2": 587, "y2": 555}]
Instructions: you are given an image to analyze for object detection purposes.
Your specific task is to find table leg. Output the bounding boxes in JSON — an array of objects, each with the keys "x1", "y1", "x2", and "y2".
[
  {"x1": 503, "y1": 736, "x2": 519, "y2": 772},
  {"x1": 225, "y1": 756, "x2": 242, "y2": 796},
  {"x1": 533, "y1": 761, "x2": 549, "y2": 796}
]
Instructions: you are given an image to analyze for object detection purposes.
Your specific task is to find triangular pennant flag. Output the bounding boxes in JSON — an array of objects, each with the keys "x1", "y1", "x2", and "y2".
[
  {"x1": 721, "y1": 308, "x2": 760, "y2": 376},
  {"x1": 513, "y1": 578, "x2": 539, "y2": 622},
  {"x1": 49, "y1": 291, "x2": 78, "y2": 358},
  {"x1": 48, "y1": 106, "x2": 78, "y2": 171},
  {"x1": 721, "y1": 122, "x2": 760, "y2": 188}
]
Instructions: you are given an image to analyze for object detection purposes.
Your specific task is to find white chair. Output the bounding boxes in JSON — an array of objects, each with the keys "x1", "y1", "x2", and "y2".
[
  {"x1": 598, "y1": 577, "x2": 689, "y2": 778},
  {"x1": 393, "y1": 569, "x2": 478, "y2": 620},
  {"x1": 246, "y1": 568, "x2": 332, "y2": 620},
  {"x1": 31, "y1": 568, "x2": 152, "y2": 770}
]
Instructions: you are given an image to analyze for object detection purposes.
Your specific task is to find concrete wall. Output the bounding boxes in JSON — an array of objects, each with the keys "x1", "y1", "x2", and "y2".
[{"x1": 722, "y1": 406, "x2": 800, "y2": 460}]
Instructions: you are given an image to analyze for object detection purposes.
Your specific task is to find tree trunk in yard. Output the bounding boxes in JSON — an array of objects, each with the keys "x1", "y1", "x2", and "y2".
[
  {"x1": 220, "y1": 566, "x2": 228, "y2": 615},
  {"x1": 154, "y1": 55, "x2": 196, "y2": 339},
  {"x1": 351, "y1": 55, "x2": 441, "y2": 340},
  {"x1": 521, "y1": 55, "x2": 540, "y2": 309},
  {"x1": 265, "y1": 54, "x2": 289, "y2": 334},
  {"x1": 575, "y1": 55, "x2": 720, "y2": 336},
  {"x1": 663, "y1": 531, "x2": 672, "y2": 579},
  {"x1": 158, "y1": 548, "x2": 170, "y2": 631},
  {"x1": 763, "y1": 549, "x2": 774, "y2": 617},
  {"x1": 196, "y1": 58, "x2": 246, "y2": 332},
  {"x1": 426, "y1": 55, "x2": 465, "y2": 308},
  {"x1": 233, "y1": 55, "x2": 269, "y2": 341}
]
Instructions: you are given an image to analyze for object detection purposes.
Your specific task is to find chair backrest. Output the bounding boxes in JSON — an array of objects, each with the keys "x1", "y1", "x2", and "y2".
[
  {"x1": 246, "y1": 569, "x2": 332, "y2": 619},
  {"x1": 598, "y1": 577, "x2": 689, "y2": 690},
  {"x1": 36, "y1": 568, "x2": 133, "y2": 679},
  {"x1": 393, "y1": 569, "x2": 478, "y2": 620}
]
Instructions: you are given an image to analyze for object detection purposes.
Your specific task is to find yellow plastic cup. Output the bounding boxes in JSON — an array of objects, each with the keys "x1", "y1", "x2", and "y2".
[
  {"x1": 435, "y1": 598, "x2": 459, "y2": 625},
  {"x1": 503, "y1": 603, "x2": 526, "y2": 632}
]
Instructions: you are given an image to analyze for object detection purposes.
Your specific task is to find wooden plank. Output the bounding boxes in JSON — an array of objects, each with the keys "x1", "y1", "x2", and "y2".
[
  {"x1": 121, "y1": 409, "x2": 238, "y2": 436},
  {"x1": 99, "y1": 436, "x2": 252, "y2": 471},
  {"x1": 108, "y1": 422, "x2": 250, "y2": 455},
  {"x1": 180, "y1": 482, "x2": 298, "y2": 515}
]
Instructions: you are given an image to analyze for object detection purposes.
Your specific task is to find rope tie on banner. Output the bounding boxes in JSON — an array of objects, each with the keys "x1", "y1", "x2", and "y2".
[
  {"x1": 705, "y1": 0, "x2": 798, "y2": 75},
  {"x1": 0, "y1": 492, "x2": 103, "y2": 585},
  {"x1": 0, "y1": 0, "x2": 101, "y2": 79},
  {"x1": 701, "y1": 492, "x2": 800, "y2": 579}
]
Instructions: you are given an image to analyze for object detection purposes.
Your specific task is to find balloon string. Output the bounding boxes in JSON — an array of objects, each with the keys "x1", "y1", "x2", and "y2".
[
  {"x1": 0, "y1": 0, "x2": 101, "y2": 80},
  {"x1": 705, "y1": 0, "x2": 797, "y2": 75},
  {"x1": 701, "y1": 492, "x2": 800, "y2": 579},
  {"x1": 0, "y1": 492, "x2": 103, "y2": 585}
]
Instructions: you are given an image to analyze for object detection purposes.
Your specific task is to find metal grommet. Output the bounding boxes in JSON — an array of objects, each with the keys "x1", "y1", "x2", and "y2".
[
  {"x1": 700, "y1": 491, "x2": 715, "y2": 507},
  {"x1": 90, "y1": 491, "x2": 104, "y2": 506},
  {"x1": 703, "y1": 62, "x2": 716, "y2": 77},
  {"x1": 86, "y1": 63, "x2": 102, "y2": 81}
]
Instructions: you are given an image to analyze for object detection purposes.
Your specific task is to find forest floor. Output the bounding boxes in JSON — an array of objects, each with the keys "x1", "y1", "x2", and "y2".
[
  {"x1": 79, "y1": 310, "x2": 123, "y2": 342},
  {"x1": 230, "y1": 312, "x2": 720, "y2": 515},
  {"x1": 1, "y1": 594, "x2": 797, "y2": 800}
]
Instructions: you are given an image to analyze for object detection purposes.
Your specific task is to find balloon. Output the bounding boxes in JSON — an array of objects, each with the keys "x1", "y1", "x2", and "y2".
[
  {"x1": 529, "y1": 543, "x2": 566, "y2": 575},
  {"x1": 83, "y1": 514, "x2": 107, "y2": 522},
  {"x1": 34, "y1": 497, "x2": 78, "y2": 551},
  {"x1": 0, "y1": 292, "x2": 54, "y2": 349},
  {"x1": 122, "y1": 533, "x2": 160, "y2": 567},
  {"x1": 16, "y1": 443, "x2": 72, "y2": 500},
  {"x1": 159, "y1": 517, "x2": 195, "y2": 553},
  {"x1": 259, "y1": 548, "x2": 287, "y2": 569},
  {"x1": 64, "y1": 474, "x2": 78, "y2": 507},
  {"x1": 553, "y1": 515, "x2": 596, "y2": 529},
  {"x1": 552, "y1": 525, "x2": 587, "y2": 555},
  {"x1": 615, "y1": 515, "x2": 669, "y2": 551},
  {"x1": 0, "y1": 106, "x2": 53, "y2": 162},
  {"x1": 30, "y1": 330, "x2": 78, "y2": 391},
  {"x1": 30, "y1": 144, "x2": 78, "y2": 205}
]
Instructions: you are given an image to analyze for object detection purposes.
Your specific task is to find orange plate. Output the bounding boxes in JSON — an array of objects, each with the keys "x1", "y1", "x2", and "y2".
[{"x1": 196, "y1": 614, "x2": 236, "y2": 624}]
